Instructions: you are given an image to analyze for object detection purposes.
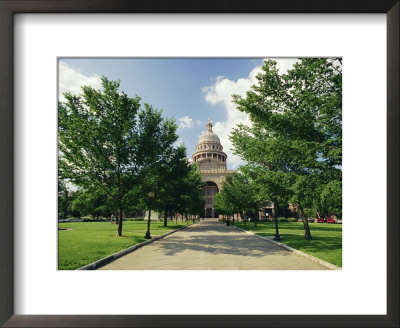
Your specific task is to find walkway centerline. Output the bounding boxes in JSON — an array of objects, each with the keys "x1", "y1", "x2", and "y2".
[{"x1": 99, "y1": 219, "x2": 330, "y2": 270}]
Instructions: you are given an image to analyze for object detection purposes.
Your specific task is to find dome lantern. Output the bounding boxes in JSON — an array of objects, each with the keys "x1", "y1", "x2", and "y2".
[{"x1": 206, "y1": 118, "x2": 213, "y2": 132}]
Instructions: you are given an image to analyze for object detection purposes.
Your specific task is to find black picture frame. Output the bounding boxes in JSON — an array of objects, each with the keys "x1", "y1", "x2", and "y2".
[{"x1": 0, "y1": 1, "x2": 398, "y2": 327}]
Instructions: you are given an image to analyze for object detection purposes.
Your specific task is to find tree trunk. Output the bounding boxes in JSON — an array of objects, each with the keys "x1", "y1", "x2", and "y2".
[
  {"x1": 117, "y1": 207, "x2": 123, "y2": 236},
  {"x1": 298, "y1": 204, "x2": 312, "y2": 240},
  {"x1": 163, "y1": 211, "x2": 168, "y2": 227},
  {"x1": 63, "y1": 191, "x2": 69, "y2": 220},
  {"x1": 273, "y1": 199, "x2": 281, "y2": 241},
  {"x1": 116, "y1": 169, "x2": 122, "y2": 235}
]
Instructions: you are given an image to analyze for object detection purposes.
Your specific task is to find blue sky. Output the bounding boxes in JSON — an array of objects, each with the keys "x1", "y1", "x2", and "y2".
[{"x1": 59, "y1": 58, "x2": 298, "y2": 169}]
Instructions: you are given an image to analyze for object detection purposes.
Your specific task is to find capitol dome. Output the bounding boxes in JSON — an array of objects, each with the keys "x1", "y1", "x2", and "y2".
[
  {"x1": 192, "y1": 119, "x2": 227, "y2": 169},
  {"x1": 198, "y1": 122, "x2": 221, "y2": 144}
]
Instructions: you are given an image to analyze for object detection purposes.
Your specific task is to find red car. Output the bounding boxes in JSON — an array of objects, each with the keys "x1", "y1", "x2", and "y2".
[
  {"x1": 316, "y1": 218, "x2": 324, "y2": 223},
  {"x1": 326, "y1": 218, "x2": 336, "y2": 223}
]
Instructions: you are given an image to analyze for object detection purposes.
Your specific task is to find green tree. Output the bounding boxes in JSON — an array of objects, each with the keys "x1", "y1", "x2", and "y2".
[
  {"x1": 151, "y1": 145, "x2": 188, "y2": 226},
  {"x1": 150, "y1": 145, "x2": 204, "y2": 226},
  {"x1": 58, "y1": 77, "x2": 178, "y2": 236},
  {"x1": 230, "y1": 58, "x2": 342, "y2": 239},
  {"x1": 214, "y1": 189, "x2": 235, "y2": 223},
  {"x1": 70, "y1": 188, "x2": 87, "y2": 218},
  {"x1": 179, "y1": 163, "x2": 205, "y2": 222},
  {"x1": 214, "y1": 192, "x2": 227, "y2": 219},
  {"x1": 240, "y1": 166, "x2": 294, "y2": 240},
  {"x1": 58, "y1": 180, "x2": 73, "y2": 220},
  {"x1": 321, "y1": 180, "x2": 342, "y2": 219},
  {"x1": 70, "y1": 186, "x2": 112, "y2": 220},
  {"x1": 217, "y1": 172, "x2": 260, "y2": 227}
]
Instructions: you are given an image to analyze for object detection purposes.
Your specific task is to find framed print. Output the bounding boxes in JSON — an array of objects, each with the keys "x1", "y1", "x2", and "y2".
[{"x1": 0, "y1": 1, "x2": 398, "y2": 327}]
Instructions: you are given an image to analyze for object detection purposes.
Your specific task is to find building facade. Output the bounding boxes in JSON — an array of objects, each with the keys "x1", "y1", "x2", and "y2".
[
  {"x1": 192, "y1": 119, "x2": 276, "y2": 221},
  {"x1": 192, "y1": 120, "x2": 236, "y2": 218}
]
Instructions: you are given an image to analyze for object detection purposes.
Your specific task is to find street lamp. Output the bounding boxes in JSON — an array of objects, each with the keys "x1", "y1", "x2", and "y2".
[
  {"x1": 272, "y1": 199, "x2": 281, "y2": 241},
  {"x1": 273, "y1": 214, "x2": 281, "y2": 241},
  {"x1": 144, "y1": 192, "x2": 155, "y2": 239}
]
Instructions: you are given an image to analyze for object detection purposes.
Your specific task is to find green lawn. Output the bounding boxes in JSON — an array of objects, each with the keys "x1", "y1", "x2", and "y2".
[
  {"x1": 233, "y1": 221, "x2": 342, "y2": 267},
  {"x1": 58, "y1": 220, "x2": 190, "y2": 270}
]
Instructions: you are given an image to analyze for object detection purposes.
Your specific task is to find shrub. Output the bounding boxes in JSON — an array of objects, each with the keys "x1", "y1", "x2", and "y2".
[{"x1": 125, "y1": 217, "x2": 144, "y2": 221}]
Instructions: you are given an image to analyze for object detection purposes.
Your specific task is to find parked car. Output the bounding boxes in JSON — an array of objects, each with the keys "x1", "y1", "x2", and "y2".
[
  {"x1": 316, "y1": 218, "x2": 324, "y2": 223},
  {"x1": 337, "y1": 219, "x2": 342, "y2": 224},
  {"x1": 308, "y1": 218, "x2": 315, "y2": 223},
  {"x1": 326, "y1": 218, "x2": 336, "y2": 223}
]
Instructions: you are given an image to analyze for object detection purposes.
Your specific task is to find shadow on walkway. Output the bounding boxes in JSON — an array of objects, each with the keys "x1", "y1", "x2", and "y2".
[
  {"x1": 99, "y1": 219, "x2": 331, "y2": 270},
  {"x1": 153, "y1": 220, "x2": 290, "y2": 258}
]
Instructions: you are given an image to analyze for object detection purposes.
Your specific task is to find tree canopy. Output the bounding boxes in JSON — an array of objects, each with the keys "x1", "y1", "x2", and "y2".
[
  {"x1": 214, "y1": 171, "x2": 261, "y2": 227},
  {"x1": 58, "y1": 77, "x2": 179, "y2": 235},
  {"x1": 230, "y1": 58, "x2": 342, "y2": 239}
]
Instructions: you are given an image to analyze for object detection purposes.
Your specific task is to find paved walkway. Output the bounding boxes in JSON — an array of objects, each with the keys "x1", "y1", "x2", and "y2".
[{"x1": 99, "y1": 219, "x2": 330, "y2": 270}]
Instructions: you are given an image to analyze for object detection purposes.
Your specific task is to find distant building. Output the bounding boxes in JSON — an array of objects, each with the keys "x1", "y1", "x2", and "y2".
[
  {"x1": 192, "y1": 119, "x2": 275, "y2": 220},
  {"x1": 192, "y1": 119, "x2": 236, "y2": 218}
]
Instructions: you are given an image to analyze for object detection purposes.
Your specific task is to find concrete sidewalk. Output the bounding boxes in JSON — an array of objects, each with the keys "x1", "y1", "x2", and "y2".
[{"x1": 99, "y1": 219, "x2": 330, "y2": 270}]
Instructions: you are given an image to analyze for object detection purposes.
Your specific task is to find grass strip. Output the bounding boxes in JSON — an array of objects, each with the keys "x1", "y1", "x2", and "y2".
[
  {"x1": 58, "y1": 220, "x2": 190, "y2": 270},
  {"x1": 233, "y1": 221, "x2": 342, "y2": 267}
]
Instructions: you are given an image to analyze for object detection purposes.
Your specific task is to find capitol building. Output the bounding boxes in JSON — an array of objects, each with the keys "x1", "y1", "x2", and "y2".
[{"x1": 192, "y1": 120, "x2": 236, "y2": 218}]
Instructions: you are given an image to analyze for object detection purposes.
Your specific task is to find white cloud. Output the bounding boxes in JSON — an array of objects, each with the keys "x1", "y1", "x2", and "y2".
[
  {"x1": 202, "y1": 58, "x2": 298, "y2": 170},
  {"x1": 202, "y1": 66, "x2": 262, "y2": 169},
  {"x1": 58, "y1": 61, "x2": 102, "y2": 102},
  {"x1": 173, "y1": 138, "x2": 184, "y2": 148},
  {"x1": 274, "y1": 58, "x2": 299, "y2": 74},
  {"x1": 177, "y1": 116, "x2": 194, "y2": 128},
  {"x1": 177, "y1": 116, "x2": 203, "y2": 129}
]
